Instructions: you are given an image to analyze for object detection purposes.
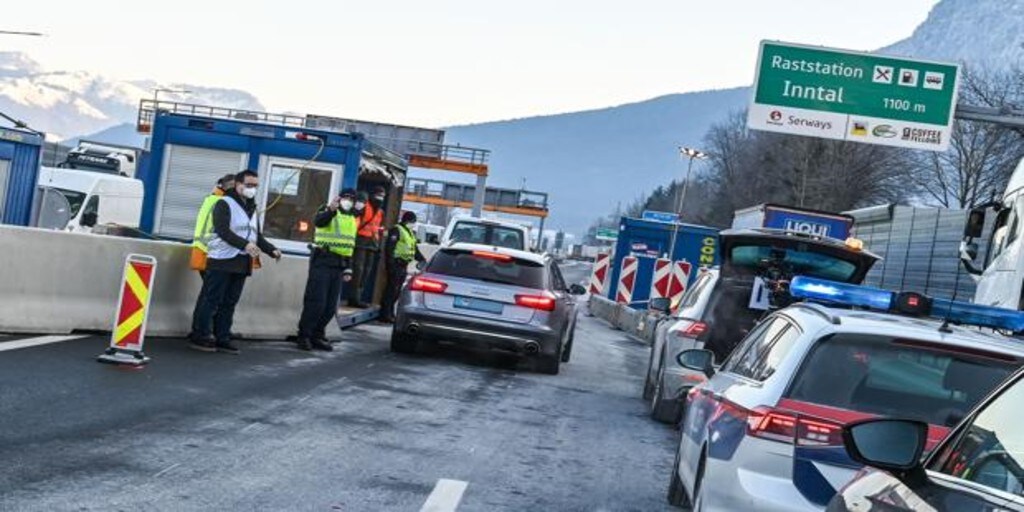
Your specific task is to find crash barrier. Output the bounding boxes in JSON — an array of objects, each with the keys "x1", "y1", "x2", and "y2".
[
  {"x1": 650, "y1": 258, "x2": 671, "y2": 301},
  {"x1": 669, "y1": 260, "x2": 693, "y2": 312},
  {"x1": 616, "y1": 256, "x2": 638, "y2": 304},
  {"x1": 0, "y1": 225, "x2": 310, "y2": 338},
  {"x1": 589, "y1": 252, "x2": 610, "y2": 295},
  {"x1": 587, "y1": 293, "x2": 662, "y2": 344}
]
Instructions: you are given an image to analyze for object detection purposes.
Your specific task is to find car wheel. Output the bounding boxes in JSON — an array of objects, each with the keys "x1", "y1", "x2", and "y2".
[
  {"x1": 536, "y1": 350, "x2": 561, "y2": 375},
  {"x1": 389, "y1": 327, "x2": 418, "y2": 354},
  {"x1": 643, "y1": 347, "x2": 660, "y2": 400},
  {"x1": 560, "y1": 327, "x2": 575, "y2": 363},
  {"x1": 651, "y1": 364, "x2": 682, "y2": 424},
  {"x1": 666, "y1": 441, "x2": 691, "y2": 508},
  {"x1": 691, "y1": 450, "x2": 707, "y2": 512}
]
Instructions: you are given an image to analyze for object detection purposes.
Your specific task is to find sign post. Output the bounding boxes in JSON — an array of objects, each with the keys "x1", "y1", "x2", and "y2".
[
  {"x1": 98, "y1": 254, "x2": 157, "y2": 366},
  {"x1": 749, "y1": 41, "x2": 960, "y2": 151}
]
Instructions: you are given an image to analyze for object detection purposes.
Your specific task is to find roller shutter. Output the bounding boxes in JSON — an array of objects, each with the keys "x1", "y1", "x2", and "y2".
[
  {"x1": 155, "y1": 145, "x2": 246, "y2": 239},
  {"x1": 0, "y1": 159, "x2": 10, "y2": 221}
]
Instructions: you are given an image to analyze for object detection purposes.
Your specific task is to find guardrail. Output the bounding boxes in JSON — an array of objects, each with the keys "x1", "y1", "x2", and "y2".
[{"x1": 587, "y1": 294, "x2": 664, "y2": 344}]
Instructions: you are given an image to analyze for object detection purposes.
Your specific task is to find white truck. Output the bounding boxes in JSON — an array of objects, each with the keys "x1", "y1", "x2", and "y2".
[
  {"x1": 35, "y1": 166, "x2": 144, "y2": 233},
  {"x1": 961, "y1": 157, "x2": 1024, "y2": 309},
  {"x1": 63, "y1": 141, "x2": 140, "y2": 177}
]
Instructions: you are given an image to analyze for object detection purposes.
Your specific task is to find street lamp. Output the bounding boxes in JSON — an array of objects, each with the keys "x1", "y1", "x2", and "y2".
[
  {"x1": 153, "y1": 88, "x2": 192, "y2": 103},
  {"x1": 667, "y1": 146, "x2": 708, "y2": 262}
]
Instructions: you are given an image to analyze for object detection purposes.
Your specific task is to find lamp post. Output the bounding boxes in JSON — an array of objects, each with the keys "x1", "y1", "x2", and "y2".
[{"x1": 667, "y1": 146, "x2": 708, "y2": 262}]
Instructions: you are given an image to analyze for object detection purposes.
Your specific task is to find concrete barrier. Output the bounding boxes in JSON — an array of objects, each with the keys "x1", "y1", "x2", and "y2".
[
  {"x1": 587, "y1": 294, "x2": 664, "y2": 345},
  {"x1": 0, "y1": 225, "x2": 309, "y2": 339}
]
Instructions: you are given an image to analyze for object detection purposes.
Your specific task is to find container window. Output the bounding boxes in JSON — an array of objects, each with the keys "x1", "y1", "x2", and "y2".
[{"x1": 262, "y1": 164, "x2": 334, "y2": 244}]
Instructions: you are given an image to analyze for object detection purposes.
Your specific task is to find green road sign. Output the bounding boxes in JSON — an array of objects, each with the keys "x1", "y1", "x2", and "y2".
[
  {"x1": 595, "y1": 227, "x2": 618, "y2": 241},
  {"x1": 748, "y1": 41, "x2": 960, "y2": 151}
]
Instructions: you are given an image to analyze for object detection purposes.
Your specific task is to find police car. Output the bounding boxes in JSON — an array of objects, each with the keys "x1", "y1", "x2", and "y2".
[{"x1": 665, "y1": 276, "x2": 1024, "y2": 511}]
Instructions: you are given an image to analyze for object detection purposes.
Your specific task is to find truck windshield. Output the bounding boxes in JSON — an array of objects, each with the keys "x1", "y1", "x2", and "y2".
[
  {"x1": 449, "y1": 222, "x2": 525, "y2": 250},
  {"x1": 51, "y1": 188, "x2": 88, "y2": 217},
  {"x1": 729, "y1": 244, "x2": 859, "y2": 282}
]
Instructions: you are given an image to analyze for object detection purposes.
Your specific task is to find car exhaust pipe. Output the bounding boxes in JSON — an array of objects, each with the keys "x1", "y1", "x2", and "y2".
[
  {"x1": 407, "y1": 323, "x2": 420, "y2": 335},
  {"x1": 523, "y1": 341, "x2": 540, "y2": 355}
]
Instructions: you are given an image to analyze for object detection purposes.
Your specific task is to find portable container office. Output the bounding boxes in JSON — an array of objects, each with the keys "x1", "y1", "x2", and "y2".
[
  {"x1": 0, "y1": 126, "x2": 43, "y2": 226},
  {"x1": 607, "y1": 217, "x2": 720, "y2": 308}
]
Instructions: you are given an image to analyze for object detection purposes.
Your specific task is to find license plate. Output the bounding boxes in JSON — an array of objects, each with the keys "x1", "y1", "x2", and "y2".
[{"x1": 454, "y1": 296, "x2": 504, "y2": 314}]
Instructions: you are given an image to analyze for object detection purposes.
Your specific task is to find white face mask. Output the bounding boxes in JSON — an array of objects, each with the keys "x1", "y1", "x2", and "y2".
[
  {"x1": 340, "y1": 199, "x2": 354, "y2": 210},
  {"x1": 407, "y1": 222, "x2": 417, "y2": 230},
  {"x1": 355, "y1": 201, "x2": 366, "y2": 210},
  {"x1": 241, "y1": 187, "x2": 258, "y2": 199}
]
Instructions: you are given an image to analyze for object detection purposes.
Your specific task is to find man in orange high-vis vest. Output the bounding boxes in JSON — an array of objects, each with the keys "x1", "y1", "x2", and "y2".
[{"x1": 347, "y1": 186, "x2": 385, "y2": 308}]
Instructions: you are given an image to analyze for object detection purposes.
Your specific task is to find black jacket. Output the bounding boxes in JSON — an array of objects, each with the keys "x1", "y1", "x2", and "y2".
[
  {"x1": 384, "y1": 224, "x2": 426, "y2": 265},
  {"x1": 310, "y1": 205, "x2": 356, "y2": 269},
  {"x1": 207, "y1": 190, "x2": 277, "y2": 275}
]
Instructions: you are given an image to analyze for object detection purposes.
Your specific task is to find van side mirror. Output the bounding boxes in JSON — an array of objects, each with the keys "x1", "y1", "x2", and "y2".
[
  {"x1": 677, "y1": 349, "x2": 715, "y2": 378},
  {"x1": 80, "y1": 211, "x2": 98, "y2": 228},
  {"x1": 648, "y1": 297, "x2": 672, "y2": 314},
  {"x1": 569, "y1": 284, "x2": 587, "y2": 295},
  {"x1": 961, "y1": 242, "x2": 979, "y2": 262},
  {"x1": 965, "y1": 208, "x2": 987, "y2": 238},
  {"x1": 842, "y1": 419, "x2": 928, "y2": 474}
]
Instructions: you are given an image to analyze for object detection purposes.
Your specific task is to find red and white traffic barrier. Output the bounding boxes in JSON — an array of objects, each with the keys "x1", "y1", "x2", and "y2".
[
  {"x1": 616, "y1": 256, "x2": 639, "y2": 305},
  {"x1": 669, "y1": 260, "x2": 693, "y2": 311},
  {"x1": 650, "y1": 258, "x2": 672, "y2": 301},
  {"x1": 589, "y1": 253, "x2": 611, "y2": 296}
]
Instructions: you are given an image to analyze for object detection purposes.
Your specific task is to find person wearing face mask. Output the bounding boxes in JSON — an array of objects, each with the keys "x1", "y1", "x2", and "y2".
[
  {"x1": 189, "y1": 170, "x2": 281, "y2": 355},
  {"x1": 347, "y1": 185, "x2": 386, "y2": 308},
  {"x1": 187, "y1": 173, "x2": 236, "y2": 344},
  {"x1": 379, "y1": 210, "x2": 426, "y2": 323},
  {"x1": 295, "y1": 188, "x2": 359, "y2": 351}
]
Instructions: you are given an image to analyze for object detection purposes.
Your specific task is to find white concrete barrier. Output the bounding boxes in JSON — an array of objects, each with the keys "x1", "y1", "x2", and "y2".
[
  {"x1": 587, "y1": 293, "x2": 663, "y2": 344},
  {"x1": 0, "y1": 225, "x2": 309, "y2": 339}
]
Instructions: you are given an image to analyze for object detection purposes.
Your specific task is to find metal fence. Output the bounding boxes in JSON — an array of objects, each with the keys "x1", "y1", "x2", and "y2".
[{"x1": 846, "y1": 204, "x2": 993, "y2": 300}]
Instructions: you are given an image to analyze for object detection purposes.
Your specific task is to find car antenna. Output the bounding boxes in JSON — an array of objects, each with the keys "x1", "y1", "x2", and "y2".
[{"x1": 939, "y1": 260, "x2": 964, "y2": 334}]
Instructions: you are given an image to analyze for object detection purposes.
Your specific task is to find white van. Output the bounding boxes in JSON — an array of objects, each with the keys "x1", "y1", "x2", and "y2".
[
  {"x1": 35, "y1": 166, "x2": 144, "y2": 233},
  {"x1": 441, "y1": 215, "x2": 531, "y2": 251}
]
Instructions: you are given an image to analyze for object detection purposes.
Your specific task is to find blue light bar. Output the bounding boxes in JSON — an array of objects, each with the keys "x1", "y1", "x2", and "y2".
[
  {"x1": 931, "y1": 298, "x2": 1024, "y2": 332},
  {"x1": 790, "y1": 276, "x2": 894, "y2": 311}
]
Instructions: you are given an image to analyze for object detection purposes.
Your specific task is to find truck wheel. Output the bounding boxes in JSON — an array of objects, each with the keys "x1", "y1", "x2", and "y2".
[
  {"x1": 390, "y1": 328, "x2": 418, "y2": 354},
  {"x1": 651, "y1": 365, "x2": 682, "y2": 424}
]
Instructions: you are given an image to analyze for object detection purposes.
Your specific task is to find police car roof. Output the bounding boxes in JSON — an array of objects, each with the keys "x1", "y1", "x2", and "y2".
[
  {"x1": 443, "y1": 242, "x2": 547, "y2": 265},
  {"x1": 789, "y1": 304, "x2": 1024, "y2": 358}
]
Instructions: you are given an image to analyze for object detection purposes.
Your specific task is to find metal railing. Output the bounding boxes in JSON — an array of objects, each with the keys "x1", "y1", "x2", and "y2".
[
  {"x1": 137, "y1": 100, "x2": 310, "y2": 133},
  {"x1": 407, "y1": 142, "x2": 490, "y2": 166},
  {"x1": 404, "y1": 177, "x2": 548, "y2": 211}
]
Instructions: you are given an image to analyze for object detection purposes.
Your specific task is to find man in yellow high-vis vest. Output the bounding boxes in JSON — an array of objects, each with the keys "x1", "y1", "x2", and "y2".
[
  {"x1": 188, "y1": 174, "x2": 236, "y2": 344},
  {"x1": 379, "y1": 211, "x2": 426, "y2": 323},
  {"x1": 296, "y1": 188, "x2": 359, "y2": 351}
]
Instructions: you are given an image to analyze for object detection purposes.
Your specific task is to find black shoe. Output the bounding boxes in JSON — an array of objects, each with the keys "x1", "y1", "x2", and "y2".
[
  {"x1": 215, "y1": 340, "x2": 241, "y2": 355},
  {"x1": 346, "y1": 300, "x2": 360, "y2": 308},
  {"x1": 189, "y1": 337, "x2": 216, "y2": 353},
  {"x1": 378, "y1": 316, "x2": 394, "y2": 324},
  {"x1": 311, "y1": 338, "x2": 334, "y2": 352},
  {"x1": 297, "y1": 337, "x2": 313, "y2": 351}
]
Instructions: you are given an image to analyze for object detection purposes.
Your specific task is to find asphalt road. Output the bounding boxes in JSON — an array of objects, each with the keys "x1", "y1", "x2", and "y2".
[{"x1": 0, "y1": 261, "x2": 679, "y2": 511}]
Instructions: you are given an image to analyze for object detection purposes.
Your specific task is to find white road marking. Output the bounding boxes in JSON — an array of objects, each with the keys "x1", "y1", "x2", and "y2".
[
  {"x1": 0, "y1": 335, "x2": 88, "y2": 353},
  {"x1": 152, "y1": 463, "x2": 181, "y2": 478},
  {"x1": 419, "y1": 479, "x2": 468, "y2": 512}
]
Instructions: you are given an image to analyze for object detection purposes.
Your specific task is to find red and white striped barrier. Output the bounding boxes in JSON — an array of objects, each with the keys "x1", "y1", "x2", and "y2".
[
  {"x1": 669, "y1": 260, "x2": 693, "y2": 311},
  {"x1": 649, "y1": 258, "x2": 672, "y2": 301},
  {"x1": 616, "y1": 256, "x2": 639, "y2": 305},
  {"x1": 589, "y1": 252, "x2": 611, "y2": 296}
]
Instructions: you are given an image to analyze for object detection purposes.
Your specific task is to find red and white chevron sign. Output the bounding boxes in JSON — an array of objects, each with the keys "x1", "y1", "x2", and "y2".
[
  {"x1": 669, "y1": 260, "x2": 693, "y2": 311},
  {"x1": 649, "y1": 258, "x2": 672, "y2": 301},
  {"x1": 589, "y1": 253, "x2": 611, "y2": 296},
  {"x1": 616, "y1": 256, "x2": 639, "y2": 305}
]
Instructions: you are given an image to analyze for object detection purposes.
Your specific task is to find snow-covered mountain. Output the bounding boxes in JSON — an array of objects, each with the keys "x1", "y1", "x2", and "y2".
[
  {"x1": 0, "y1": 52, "x2": 262, "y2": 141},
  {"x1": 882, "y1": 0, "x2": 1024, "y2": 67}
]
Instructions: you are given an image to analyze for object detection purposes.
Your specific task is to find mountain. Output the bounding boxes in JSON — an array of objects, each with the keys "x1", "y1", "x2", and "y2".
[
  {"x1": 0, "y1": 52, "x2": 262, "y2": 141},
  {"x1": 881, "y1": 0, "x2": 1024, "y2": 67}
]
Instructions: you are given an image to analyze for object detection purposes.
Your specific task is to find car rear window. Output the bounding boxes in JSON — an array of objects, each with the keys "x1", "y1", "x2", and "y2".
[
  {"x1": 729, "y1": 244, "x2": 859, "y2": 282},
  {"x1": 427, "y1": 249, "x2": 545, "y2": 288},
  {"x1": 449, "y1": 222, "x2": 524, "y2": 250},
  {"x1": 786, "y1": 333, "x2": 1019, "y2": 427}
]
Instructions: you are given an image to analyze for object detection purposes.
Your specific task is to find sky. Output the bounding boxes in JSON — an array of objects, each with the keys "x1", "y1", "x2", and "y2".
[{"x1": 3, "y1": 0, "x2": 940, "y2": 128}]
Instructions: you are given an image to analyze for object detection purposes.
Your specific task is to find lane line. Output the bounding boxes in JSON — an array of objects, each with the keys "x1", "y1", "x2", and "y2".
[
  {"x1": 0, "y1": 335, "x2": 88, "y2": 353},
  {"x1": 419, "y1": 479, "x2": 468, "y2": 512},
  {"x1": 152, "y1": 463, "x2": 181, "y2": 478}
]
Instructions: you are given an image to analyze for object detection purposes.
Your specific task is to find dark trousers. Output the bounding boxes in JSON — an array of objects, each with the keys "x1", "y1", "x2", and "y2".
[
  {"x1": 298, "y1": 258, "x2": 344, "y2": 339},
  {"x1": 189, "y1": 270, "x2": 207, "y2": 338},
  {"x1": 380, "y1": 260, "x2": 408, "y2": 320},
  {"x1": 191, "y1": 270, "x2": 247, "y2": 343},
  {"x1": 349, "y1": 246, "x2": 377, "y2": 305}
]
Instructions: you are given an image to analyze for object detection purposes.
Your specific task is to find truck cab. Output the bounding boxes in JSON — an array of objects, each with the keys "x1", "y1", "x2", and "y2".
[
  {"x1": 961, "y1": 157, "x2": 1024, "y2": 310},
  {"x1": 35, "y1": 166, "x2": 144, "y2": 233},
  {"x1": 64, "y1": 141, "x2": 140, "y2": 178}
]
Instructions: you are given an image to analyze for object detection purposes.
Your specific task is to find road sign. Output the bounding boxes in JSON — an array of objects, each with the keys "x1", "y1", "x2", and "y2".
[
  {"x1": 595, "y1": 227, "x2": 619, "y2": 241},
  {"x1": 749, "y1": 41, "x2": 960, "y2": 151},
  {"x1": 642, "y1": 210, "x2": 679, "y2": 223}
]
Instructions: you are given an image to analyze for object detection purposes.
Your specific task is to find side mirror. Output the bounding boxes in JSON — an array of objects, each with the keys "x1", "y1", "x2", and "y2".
[
  {"x1": 842, "y1": 419, "x2": 928, "y2": 473},
  {"x1": 569, "y1": 283, "x2": 587, "y2": 295},
  {"x1": 964, "y1": 208, "x2": 987, "y2": 238},
  {"x1": 676, "y1": 349, "x2": 715, "y2": 378},
  {"x1": 649, "y1": 297, "x2": 672, "y2": 314},
  {"x1": 80, "y1": 211, "x2": 98, "y2": 228},
  {"x1": 960, "y1": 241, "x2": 979, "y2": 262}
]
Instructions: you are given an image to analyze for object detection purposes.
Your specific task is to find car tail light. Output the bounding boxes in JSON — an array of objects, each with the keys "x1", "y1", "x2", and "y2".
[
  {"x1": 515, "y1": 292, "x2": 556, "y2": 311},
  {"x1": 409, "y1": 276, "x2": 447, "y2": 294},
  {"x1": 673, "y1": 321, "x2": 708, "y2": 339},
  {"x1": 746, "y1": 406, "x2": 843, "y2": 446},
  {"x1": 471, "y1": 250, "x2": 513, "y2": 262}
]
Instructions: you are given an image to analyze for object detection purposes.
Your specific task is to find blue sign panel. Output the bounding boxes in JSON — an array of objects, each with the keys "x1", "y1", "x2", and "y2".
[
  {"x1": 762, "y1": 206, "x2": 853, "y2": 240},
  {"x1": 642, "y1": 210, "x2": 679, "y2": 223}
]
